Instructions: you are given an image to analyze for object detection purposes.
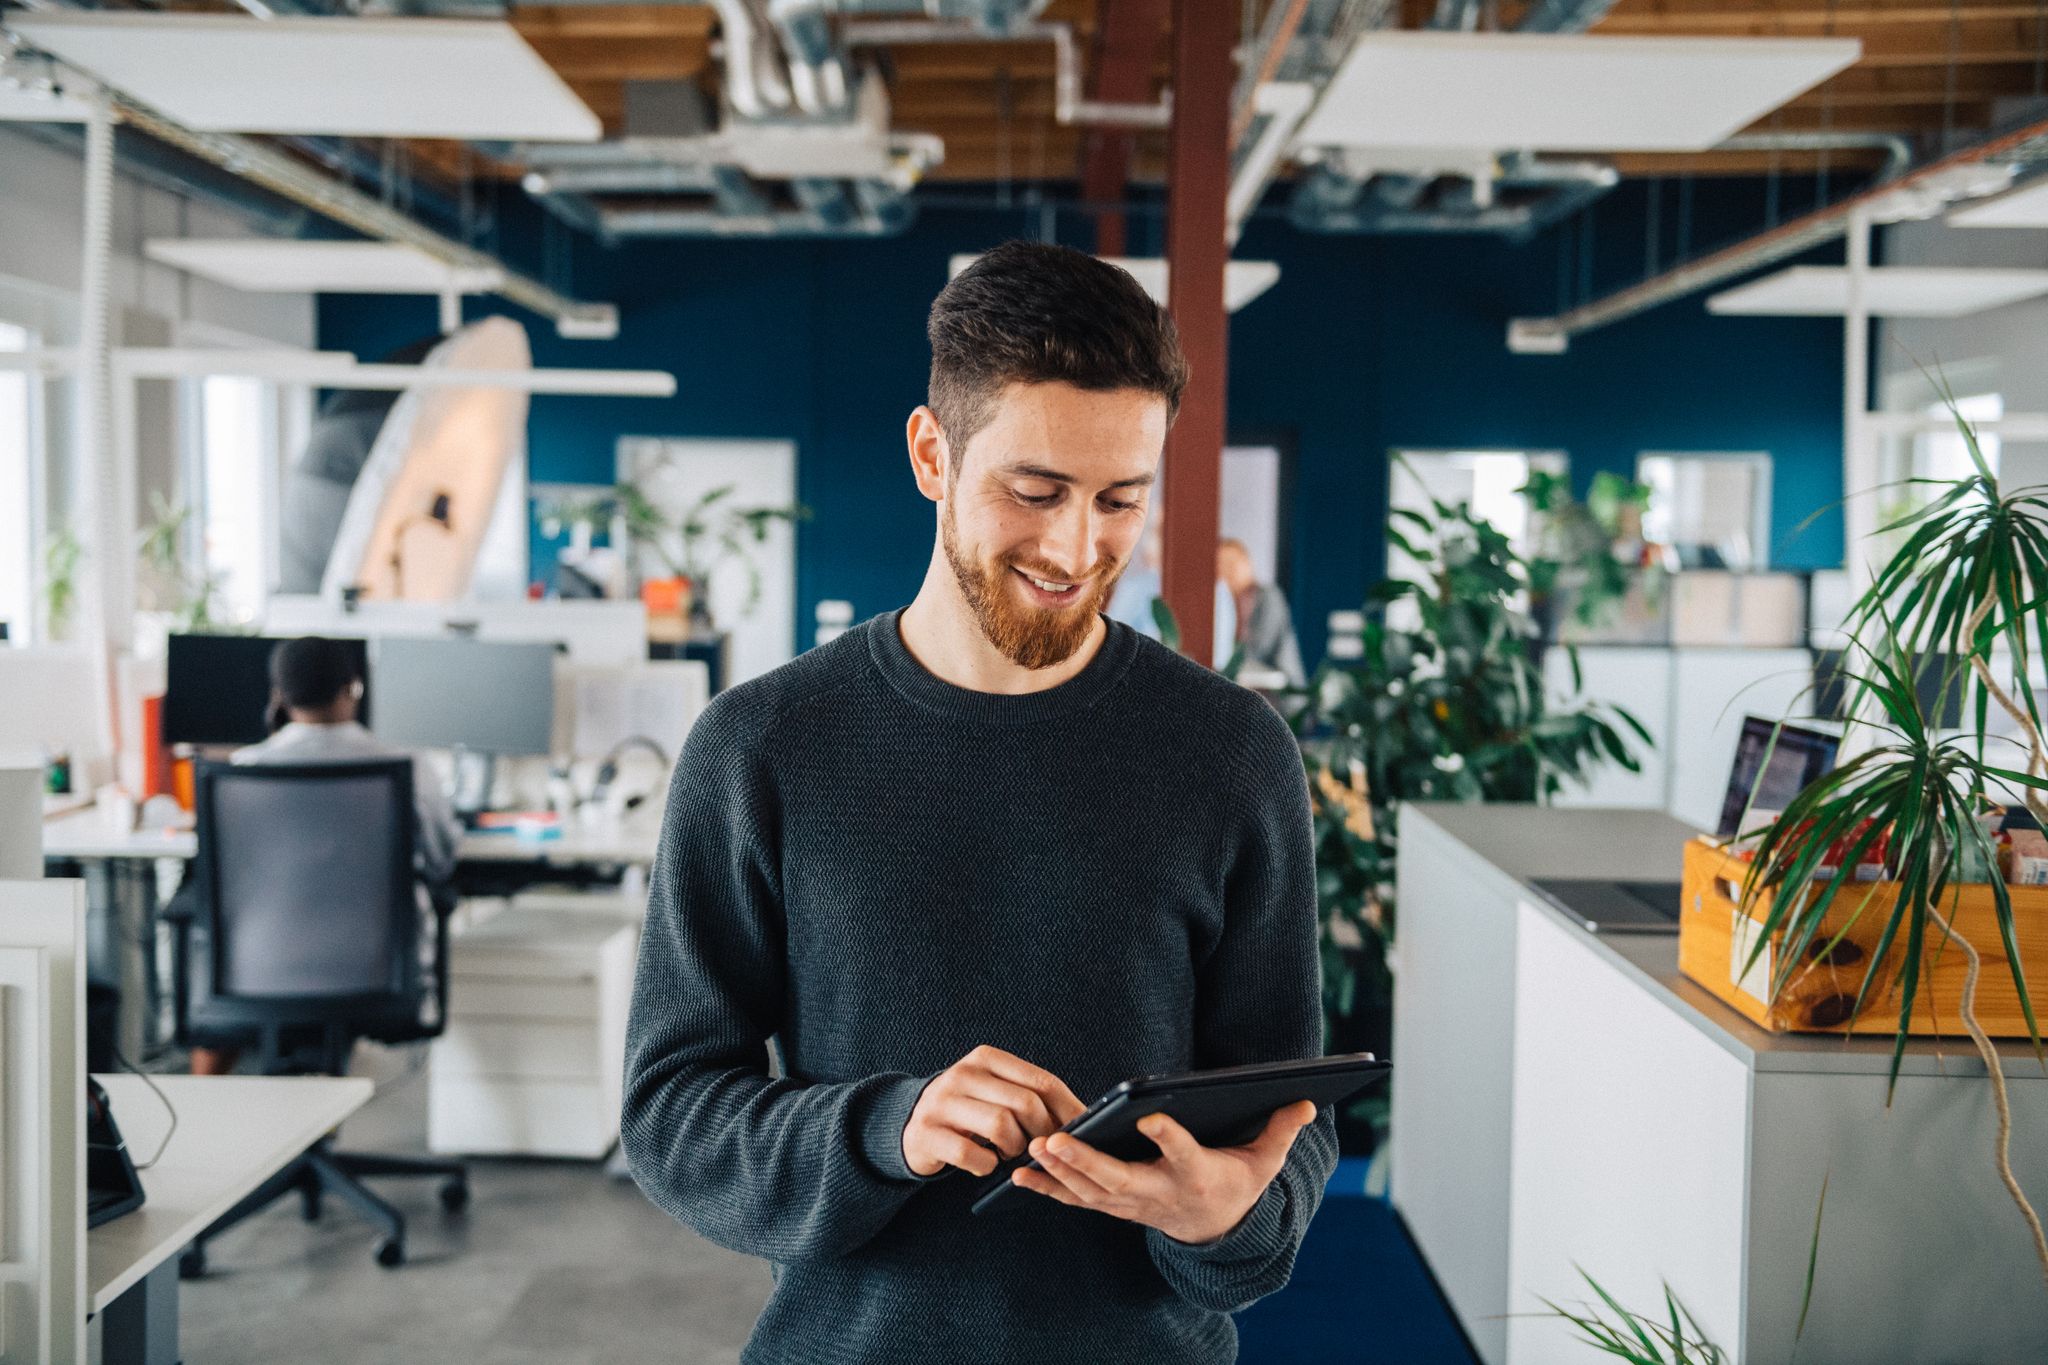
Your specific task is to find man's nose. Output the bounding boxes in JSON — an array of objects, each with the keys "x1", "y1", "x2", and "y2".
[{"x1": 1039, "y1": 499, "x2": 1100, "y2": 578}]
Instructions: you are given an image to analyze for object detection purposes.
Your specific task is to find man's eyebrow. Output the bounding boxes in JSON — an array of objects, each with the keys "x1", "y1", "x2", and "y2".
[{"x1": 998, "y1": 462, "x2": 1156, "y2": 490}]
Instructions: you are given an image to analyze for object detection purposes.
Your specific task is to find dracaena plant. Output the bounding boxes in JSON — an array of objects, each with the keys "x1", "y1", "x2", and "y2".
[
  {"x1": 1739, "y1": 388, "x2": 2048, "y2": 1290},
  {"x1": 1299, "y1": 487, "x2": 1649, "y2": 1045}
]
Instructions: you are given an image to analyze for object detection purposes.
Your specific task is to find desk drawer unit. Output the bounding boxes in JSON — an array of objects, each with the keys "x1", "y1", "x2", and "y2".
[{"x1": 429, "y1": 907, "x2": 637, "y2": 1158}]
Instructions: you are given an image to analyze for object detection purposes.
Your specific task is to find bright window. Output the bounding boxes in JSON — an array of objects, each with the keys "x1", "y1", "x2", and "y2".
[
  {"x1": 0, "y1": 321, "x2": 36, "y2": 642},
  {"x1": 1387, "y1": 449, "x2": 1566, "y2": 582},
  {"x1": 193, "y1": 375, "x2": 273, "y2": 625},
  {"x1": 1637, "y1": 452, "x2": 1772, "y2": 571},
  {"x1": 1914, "y1": 392, "x2": 2001, "y2": 483}
]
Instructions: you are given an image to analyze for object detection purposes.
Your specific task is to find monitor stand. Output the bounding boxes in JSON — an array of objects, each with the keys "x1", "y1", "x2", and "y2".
[{"x1": 450, "y1": 748, "x2": 496, "y2": 823}]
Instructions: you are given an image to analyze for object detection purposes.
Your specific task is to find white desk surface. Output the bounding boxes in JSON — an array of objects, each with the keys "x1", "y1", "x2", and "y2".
[
  {"x1": 87, "y1": 1074, "x2": 373, "y2": 1313},
  {"x1": 41, "y1": 805, "x2": 662, "y2": 866}
]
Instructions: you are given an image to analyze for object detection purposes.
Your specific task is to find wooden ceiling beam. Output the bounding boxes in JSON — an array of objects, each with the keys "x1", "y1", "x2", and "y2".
[
  {"x1": 511, "y1": 5, "x2": 716, "y2": 37},
  {"x1": 1599, "y1": 4, "x2": 2048, "y2": 28},
  {"x1": 1609, "y1": 149, "x2": 1890, "y2": 174}
]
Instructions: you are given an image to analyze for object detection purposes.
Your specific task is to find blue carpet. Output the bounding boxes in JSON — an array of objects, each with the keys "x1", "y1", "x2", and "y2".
[{"x1": 1235, "y1": 1160, "x2": 1478, "y2": 1364}]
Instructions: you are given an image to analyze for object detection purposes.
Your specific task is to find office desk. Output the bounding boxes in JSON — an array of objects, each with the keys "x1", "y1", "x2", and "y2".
[
  {"x1": 90, "y1": 1074, "x2": 373, "y2": 1365},
  {"x1": 44, "y1": 806, "x2": 660, "y2": 1057},
  {"x1": 42, "y1": 805, "x2": 663, "y2": 866}
]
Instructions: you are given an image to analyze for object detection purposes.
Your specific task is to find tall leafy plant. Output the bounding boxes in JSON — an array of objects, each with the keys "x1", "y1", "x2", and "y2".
[
  {"x1": 1299, "y1": 488, "x2": 1649, "y2": 1045},
  {"x1": 1740, "y1": 392, "x2": 2048, "y2": 1289}
]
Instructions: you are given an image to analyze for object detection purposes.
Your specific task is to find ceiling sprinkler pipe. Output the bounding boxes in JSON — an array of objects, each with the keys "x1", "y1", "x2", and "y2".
[
  {"x1": 1508, "y1": 117, "x2": 2048, "y2": 349},
  {"x1": 842, "y1": 19, "x2": 1170, "y2": 128}
]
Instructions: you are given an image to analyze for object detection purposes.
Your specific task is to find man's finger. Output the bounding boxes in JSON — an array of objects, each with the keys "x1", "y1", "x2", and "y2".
[
  {"x1": 935, "y1": 1131, "x2": 999, "y2": 1177},
  {"x1": 963, "y1": 1076, "x2": 1060, "y2": 1139},
  {"x1": 1012, "y1": 1165, "x2": 1086, "y2": 1209},
  {"x1": 944, "y1": 1096, "x2": 1027, "y2": 1158},
  {"x1": 974, "y1": 1048, "x2": 1087, "y2": 1124},
  {"x1": 1030, "y1": 1143, "x2": 1118, "y2": 1206},
  {"x1": 1043, "y1": 1132, "x2": 1141, "y2": 1196},
  {"x1": 1137, "y1": 1111, "x2": 1203, "y2": 1164},
  {"x1": 1248, "y1": 1101, "x2": 1317, "y2": 1163}
]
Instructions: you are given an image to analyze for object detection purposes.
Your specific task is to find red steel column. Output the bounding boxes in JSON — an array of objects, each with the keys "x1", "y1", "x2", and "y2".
[{"x1": 1159, "y1": 0, "x2": 1231, "y2": 665}]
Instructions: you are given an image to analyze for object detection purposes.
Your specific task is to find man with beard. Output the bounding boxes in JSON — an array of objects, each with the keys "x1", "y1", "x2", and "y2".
[{"x1": 622, "y1": 240, "x2": 1334, "y2": 1363}]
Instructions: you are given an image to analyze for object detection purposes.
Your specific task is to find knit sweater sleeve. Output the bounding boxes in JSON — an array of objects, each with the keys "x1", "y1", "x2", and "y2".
[
  {"x1": 1146, "y1": 699, "x2": 1339, "y2": 1313},
  {"x1": 621, "y1": 696, "x2": 933, "y2": 1264}
]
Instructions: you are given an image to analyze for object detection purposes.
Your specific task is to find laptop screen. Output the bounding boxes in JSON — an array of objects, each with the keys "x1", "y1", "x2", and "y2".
[{"x1": 1716, "y1": 716, "x2": 1840, "y2": 840}]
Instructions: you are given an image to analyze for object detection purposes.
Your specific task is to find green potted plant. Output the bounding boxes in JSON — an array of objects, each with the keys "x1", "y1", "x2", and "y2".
[
  {"x1": 612, "y1": 481, "x2": 809, "y2": 633},
  {"x1": 1296, "y1": 488, "x2": 1649, "y2": 1145},
  {"x1": 42, "y1": 521, "x2": 82, "y2": 641},
  {"x1": 1738, "y1": 391, "x2": 2048, "y2": 1291},
  {"x1": 136, "y1": 493, "x2": 227, "y2": 634},
  {"x1": 1523, "y1": 468, "x2": 1664, "y2": 636}
]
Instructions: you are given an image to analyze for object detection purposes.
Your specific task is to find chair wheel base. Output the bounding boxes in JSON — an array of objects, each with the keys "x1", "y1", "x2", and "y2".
[
  {"x1": 439, "y1": 1179, "x2": 469, "y2": 1213},
  {"x1": 178, "y1": 1245, "x2": 206, "y2": 1279},
  {"x1": 375, "y1": 1238, "x2": 405, "y2": 1268}
]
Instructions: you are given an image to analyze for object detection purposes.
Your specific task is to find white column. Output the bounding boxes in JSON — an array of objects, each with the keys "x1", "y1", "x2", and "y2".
[{"x1": 1842, "y1": 206, "x2": 1877, "y2": 587}]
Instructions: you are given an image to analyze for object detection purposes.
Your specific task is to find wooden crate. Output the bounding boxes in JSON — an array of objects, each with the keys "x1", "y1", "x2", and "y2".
[{"x1": 1677, "y1": 836, "x2": 2048, "y2": 1036}]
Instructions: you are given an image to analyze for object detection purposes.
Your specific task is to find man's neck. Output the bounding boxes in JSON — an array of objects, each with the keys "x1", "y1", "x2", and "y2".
[{"x1": 897, "y1": 552, "x2": 1106, "y2": 696}]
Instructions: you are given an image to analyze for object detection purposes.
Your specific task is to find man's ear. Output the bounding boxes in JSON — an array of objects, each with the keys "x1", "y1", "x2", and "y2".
[{"x1": 907, "y1": 406, "x2": 951, "y2": 505}]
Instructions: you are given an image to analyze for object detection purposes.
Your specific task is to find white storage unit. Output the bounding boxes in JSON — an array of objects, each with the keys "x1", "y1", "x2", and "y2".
[
  {"x1": 429, "y1": 905, "x2": 636, "y2": 1159},
  {"x1": 1546, "y1": 644, "x2": 1814, "y2": 828}
]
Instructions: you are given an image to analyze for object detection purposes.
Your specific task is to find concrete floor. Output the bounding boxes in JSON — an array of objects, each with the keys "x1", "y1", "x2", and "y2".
[{"x1": 178, "y1": 1048, "x2": 772, "y2": 1365}]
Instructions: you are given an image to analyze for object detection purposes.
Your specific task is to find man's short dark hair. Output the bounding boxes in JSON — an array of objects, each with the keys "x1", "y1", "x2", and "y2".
[
  {"x1": 270, "y1": 636, "x2": 361, "y2": 714},
  {"x1": 927, "y1": 241, "x2": 1189, "y2": 476}
]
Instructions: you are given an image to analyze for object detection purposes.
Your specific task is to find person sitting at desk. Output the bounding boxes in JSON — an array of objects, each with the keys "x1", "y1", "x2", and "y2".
[{"x1": 185, "y1": 635, "x2": 460, "y2": 1075}]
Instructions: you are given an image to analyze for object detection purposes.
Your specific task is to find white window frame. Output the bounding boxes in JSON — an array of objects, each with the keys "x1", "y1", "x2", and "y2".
[
  {"x1": 0, "y1": 317, "x2": 46, "y2": 643},
  {"x1": 1635, "y1": 451, "x2": 1774, "y2": 573}
]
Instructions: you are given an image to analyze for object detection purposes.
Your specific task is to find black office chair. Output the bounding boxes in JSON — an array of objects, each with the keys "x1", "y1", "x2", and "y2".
[{"x1": 167, "y1": 758, "x2": 469, "y2": 1274}]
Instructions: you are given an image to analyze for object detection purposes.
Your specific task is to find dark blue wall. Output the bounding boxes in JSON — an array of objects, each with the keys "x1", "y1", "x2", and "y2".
[{"x1": 319, "y1": 179, "x2": 1849, "y2": 668}]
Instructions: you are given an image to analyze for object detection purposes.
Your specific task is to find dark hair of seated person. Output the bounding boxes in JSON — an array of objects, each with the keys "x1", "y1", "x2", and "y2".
[{"x1": 267, "y1": 636, "x2": 363, "y2": 733}]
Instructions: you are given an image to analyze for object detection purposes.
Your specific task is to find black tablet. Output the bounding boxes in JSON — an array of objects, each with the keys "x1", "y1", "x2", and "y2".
[{"x1": 969, "y1": 1052, "x2": 1389, "y2": 1215}]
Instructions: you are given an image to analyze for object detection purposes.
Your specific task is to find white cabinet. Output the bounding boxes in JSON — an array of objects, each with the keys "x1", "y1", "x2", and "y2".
[
  {"x1": 1395, "y1": 805, "x2": 2048, "y2": 1364},
  {"x1": 429, "y1": 905, "x2": 636, "y2": 1159},
  {"x1": 1546, "y1": 646, "x2": 1815, "y2": 828}
]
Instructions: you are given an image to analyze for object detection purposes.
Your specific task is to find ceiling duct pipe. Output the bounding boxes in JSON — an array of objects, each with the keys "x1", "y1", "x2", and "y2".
[
  {"x1": 710, "y1": 0, "x2": 794, "y2": 118},
  {"x1": 106, "y1": 95, "x2": 620, "y2": 337},
  {"x1": 1296, "y1": 0, "x2": 1623, "y2": 230},
  {"x1": 842, "y1": 13, "x2": 1171, "y2": 128},
  {"x1": 761, "y1": 0, "x2": 1054, "y2": 117},
  {"x1": 1507, "y1": 119, "x2": 2048, "y2": 353}
]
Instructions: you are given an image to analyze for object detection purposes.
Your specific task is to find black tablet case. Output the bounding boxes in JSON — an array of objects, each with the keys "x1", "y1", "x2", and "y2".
[{"x1": 971, "y1": 1053, "x2": 1388, "y2": 1215}]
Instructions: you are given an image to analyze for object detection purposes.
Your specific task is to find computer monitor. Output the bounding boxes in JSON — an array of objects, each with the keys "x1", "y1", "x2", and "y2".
[
  {"x1": 164, "y1": 635, "x2": 371, "y2": 747},
  {"x1": 1813, "y1": 648, "x2": 1964, "y2": 729},
  {"x1": 1716, "y1": 715, "x2": 1840, "y2": 840},
  {"x1": 367, "y1": 636, "x2": 558, "y2": 755}
]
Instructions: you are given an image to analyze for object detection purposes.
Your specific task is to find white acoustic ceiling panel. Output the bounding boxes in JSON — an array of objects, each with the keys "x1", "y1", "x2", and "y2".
[
  {"x1": 1294, "y1": 32, "x2": 1860, "y2": 152},
  {"x1": 1707, "y1": 266, "x2": 2048, "y2": 318},
  {"x1": 946, "y1": 255, "x2": 1281, "y2": 313},
  {"x1": 0, "y1": 85, "x2": 92, "y2": 123},
  {"x1": 1949, "y1": 178, "x2": 2048, "y2": 229},
  {"x1": 145, "y1": 239, "x2": 503, "y2": 295},
  {"x1": 7, "y1": 14, "x2": 599, "y2": 141}
]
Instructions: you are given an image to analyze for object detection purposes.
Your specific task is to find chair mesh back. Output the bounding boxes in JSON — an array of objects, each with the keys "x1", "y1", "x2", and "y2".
[{"x1": 207, "y1": 766, "x2": 412, "y2": 1000}]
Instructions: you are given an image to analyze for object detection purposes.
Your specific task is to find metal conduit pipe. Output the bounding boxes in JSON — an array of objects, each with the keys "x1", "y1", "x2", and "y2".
[
  {"x1": 709, "y1": 0, "x2": 788, "y2": 118},
  {"x1": 1508, "y1": 118, "x2": 2048, "y2": 351},
  {"x1": 108, "y1": 96, "x2": 618, "y2": 336},
  {"x1": 1718, "y1": 130, "x2": 1912, "y2": 183},
  {"x1": 842, "y1": 18, "x2": 1171, "y2": 128},
  {"x1": 1316, "y1": 0, "x2": 1619, "y2": 218}
]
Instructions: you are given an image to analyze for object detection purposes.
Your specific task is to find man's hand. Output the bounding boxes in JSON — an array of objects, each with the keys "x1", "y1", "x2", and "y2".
[
  {"x1": 1012, "y1": 1100, "x2": 1317, "y2": 1246},
  {"x1": 901, "y1": 1046, "x2": 1088, "y2": 1178}
]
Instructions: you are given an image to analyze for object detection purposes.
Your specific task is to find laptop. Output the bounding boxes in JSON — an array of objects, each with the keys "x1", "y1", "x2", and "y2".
[
  {"x1": 86, "y1": 1077, "x2": 147, "y2": 1228},
  {"x1": 1533, "y1": 716, "x2": 1840, "y2": 935}
]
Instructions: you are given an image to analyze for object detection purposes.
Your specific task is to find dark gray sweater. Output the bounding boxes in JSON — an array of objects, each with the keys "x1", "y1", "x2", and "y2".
[{"x1": 621, "y1": 610, "x2": 1336, "y2": 1364}]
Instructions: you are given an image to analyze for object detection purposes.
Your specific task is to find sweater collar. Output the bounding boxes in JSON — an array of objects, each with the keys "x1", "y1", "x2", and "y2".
[{"x1": 866, "y1": 607, "x2": 1139, "y2": 726}]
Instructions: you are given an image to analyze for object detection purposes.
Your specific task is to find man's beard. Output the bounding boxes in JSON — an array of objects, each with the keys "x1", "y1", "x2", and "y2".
[{"x1": 942, "y1": 508, "x2": 1123, "y2": 671}]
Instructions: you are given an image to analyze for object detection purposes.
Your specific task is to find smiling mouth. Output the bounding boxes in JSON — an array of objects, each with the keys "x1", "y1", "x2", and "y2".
[{"x1": 1012, "y1": 567, "x2": 1085, "y2": 602}]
